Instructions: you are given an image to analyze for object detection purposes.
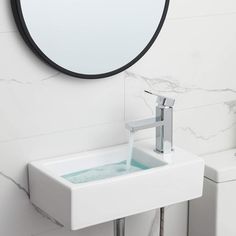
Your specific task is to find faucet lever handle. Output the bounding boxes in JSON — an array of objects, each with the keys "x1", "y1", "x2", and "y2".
[{"x1": 144, "y1": 90, "x2": 175, "y2": 108}]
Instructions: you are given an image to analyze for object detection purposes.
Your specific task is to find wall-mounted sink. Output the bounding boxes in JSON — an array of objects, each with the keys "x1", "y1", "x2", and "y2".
[{"x1": 29, "y1": 139, "x2": 204, "y2": 230}]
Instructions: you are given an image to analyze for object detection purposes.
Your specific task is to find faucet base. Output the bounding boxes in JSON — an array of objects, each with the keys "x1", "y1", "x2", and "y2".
[{"x1": 153, "y1": 148, "x2": 174, "y2": 154}]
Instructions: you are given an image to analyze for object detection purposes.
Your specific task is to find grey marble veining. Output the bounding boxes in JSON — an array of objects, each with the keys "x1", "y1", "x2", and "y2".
[
  {"x1": 125, "y1": 71, "x2": 236, "y2": 95},
  {"x1": 0, "y1": 171, "x2": 63, "y2": 227},
  {"x1": 225, "y1": 100, "x2": 236, "y2": 114},
  {"x1": 0, "y1": 30, "x2": 17, "y2": 34},
  {"x1": 0, "y1": 72, "x2": 61, "y2": 85},
  {"x1": 125, "y1": 71, "x2": 193, "y2": 94},
  {"x1": 0, "y1": 171, "x2": 29, "y2": 197},
  {"x1": 178, "y1": 123, "x2": 236, "y2": 141},
  {"x1": 148, "y1": 210, "x2": 160, "y2": 236},
  {"x1": 33, "y1": 205, "x2": 64, "y2": 227},
  {"x1": 177, "y1": 100, "x2": 236, "y2": 141}
]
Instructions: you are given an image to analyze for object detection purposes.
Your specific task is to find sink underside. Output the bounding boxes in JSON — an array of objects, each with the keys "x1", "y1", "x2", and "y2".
[{"x1": 29, "y1": 140, "x2": 204, "y2": 230}]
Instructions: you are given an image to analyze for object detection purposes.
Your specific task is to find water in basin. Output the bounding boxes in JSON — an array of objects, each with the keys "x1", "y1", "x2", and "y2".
[{"x1": 62, "y1": 160, "x2": 148, "y2": 184}]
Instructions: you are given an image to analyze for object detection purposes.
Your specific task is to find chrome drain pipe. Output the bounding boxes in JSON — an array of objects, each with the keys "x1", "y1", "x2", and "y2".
[
  {"x1": 159, "y1": 208, "x2": 165, "y2": 236},
  {"x1": 114, "y1": 208, "x2": 165, "y2": 236},
  {"x1": 114, "y1": 218, "x2": 125, "y2": 236}
]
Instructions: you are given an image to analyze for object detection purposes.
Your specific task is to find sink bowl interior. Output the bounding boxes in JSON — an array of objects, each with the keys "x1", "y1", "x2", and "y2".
[{"x1": 44, "y1": 147, "x2": 167, "y2": 184}]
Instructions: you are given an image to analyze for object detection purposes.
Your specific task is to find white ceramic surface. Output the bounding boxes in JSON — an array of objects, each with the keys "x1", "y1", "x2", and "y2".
[
  {"x1": 29, "y1": 139, "x2": 204, "y2": 230},
  {"x1": 203, "y1": 148, "x2": 236, "y2": 182},
  {"x1": 189, "y1": 149, "x2": 236, "y2": 236}
]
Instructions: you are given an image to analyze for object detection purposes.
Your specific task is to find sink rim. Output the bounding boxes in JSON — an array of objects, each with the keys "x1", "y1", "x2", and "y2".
[
  {"x1": 29, "y1": 144, "x2": 169, "y2": 189},
  {"x1": 29, "y1": 139, "x2": 203, "y2": 190}
]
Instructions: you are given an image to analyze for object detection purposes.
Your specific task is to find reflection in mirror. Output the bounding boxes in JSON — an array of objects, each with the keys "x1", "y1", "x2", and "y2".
[{"x1": 11, "y1": 0, "x2": 169, "y2": 79}]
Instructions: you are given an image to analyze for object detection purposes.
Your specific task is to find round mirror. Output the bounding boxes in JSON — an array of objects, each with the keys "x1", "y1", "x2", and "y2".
[{"x1": 11, "y1": 0, "x2": 169, "y2": 79}]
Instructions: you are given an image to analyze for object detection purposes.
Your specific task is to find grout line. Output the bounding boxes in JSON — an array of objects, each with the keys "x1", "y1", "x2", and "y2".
[
  {"x1": 174, "y1": 100, "x2": 236, "y2": 113},
  {"x1": 200, "y1": 147, "x2": 236, "y2": 157},
  {"x1": 0, "y1": 72, "x2": 61, "y2": 85},
  {"x1": 125, "y1": 71, "x2": 236, "y2": 95},
  {"x1": 0, "y1": 120, "x2": 125, "y2": 144},
  {"x1": 166, "y1": 11, "x2": 236, "y2": 21},
  {"x1": 0, "y1": 98, "x2": 235, "y2": 145},
  {"x1": 177, "y1": 122, "x2": 236, "y2": 141},
  {"x1": 0, "y1": 30, "x2": 17, "y2": 34},
  {"x1": 124, "y1": 72, "x2": 126, "y2": 121}
]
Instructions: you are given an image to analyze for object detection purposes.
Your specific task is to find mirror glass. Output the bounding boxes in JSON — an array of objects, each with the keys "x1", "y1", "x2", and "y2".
[{"x1": 11, "y1": 0, "x2": 169, "y2": 79}]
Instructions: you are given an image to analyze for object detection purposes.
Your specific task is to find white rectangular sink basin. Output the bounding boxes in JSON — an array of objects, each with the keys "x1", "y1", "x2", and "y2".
[{"x1": 29, "y1": 139, "x2": 204, "y2": 230}]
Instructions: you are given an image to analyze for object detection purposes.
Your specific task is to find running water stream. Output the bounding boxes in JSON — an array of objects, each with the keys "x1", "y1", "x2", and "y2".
[{"x1": 126, "y1": 131, "x2": 135, "y2": 170}]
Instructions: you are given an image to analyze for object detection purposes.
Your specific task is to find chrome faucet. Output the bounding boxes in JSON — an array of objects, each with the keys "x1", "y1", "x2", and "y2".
[{"x1": 125, "y1": 90, "x2": 175, "y2": 154}]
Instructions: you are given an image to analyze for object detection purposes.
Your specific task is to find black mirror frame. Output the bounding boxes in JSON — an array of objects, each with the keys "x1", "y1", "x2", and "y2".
[{"x1": 11, "y1": 0, "x2": 169, "y2": 79}]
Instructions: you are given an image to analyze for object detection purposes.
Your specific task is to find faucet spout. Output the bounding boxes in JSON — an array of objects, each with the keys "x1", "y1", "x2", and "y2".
[{"x1": 125, "y1": 118, "x2": 164, "y2": 132}]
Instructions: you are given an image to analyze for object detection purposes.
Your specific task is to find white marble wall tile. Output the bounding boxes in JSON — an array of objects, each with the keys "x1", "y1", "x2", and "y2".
[
  {"x1": 0, "y1": 68, "x2": 124, "y2": 141},
  {"x1": 126, "y1": 14, "x2": 236, "y2": 112},
  {"x1": 0, "y1": 0, "x2": 16, "y2": 33},
  {"x1": 130, "y1": 14, "x2": 236, "y2": 91},
  {"x1": 167, "y1": 0, "x2": 236, "y2": 19},
  {"x1": 164, "y1": 202, "x2": 188, "y2": 236},
  {"x1": 0, "y1": 32, "x2": 57, "y2": 82},
  {"x1": 174, "y1": 102, "x2": 236, "y2": 155},
  {"x1": 126, "y1": 210, "x2": 160, "y2": 236}
]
